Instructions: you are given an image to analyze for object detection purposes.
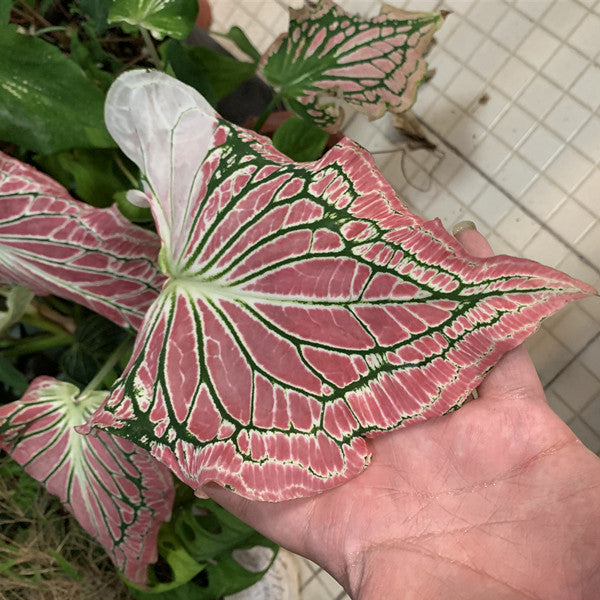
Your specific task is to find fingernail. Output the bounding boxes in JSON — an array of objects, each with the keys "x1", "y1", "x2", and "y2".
[{"x1": 452, "y1": 220, "x2": 477, "y2": 236}]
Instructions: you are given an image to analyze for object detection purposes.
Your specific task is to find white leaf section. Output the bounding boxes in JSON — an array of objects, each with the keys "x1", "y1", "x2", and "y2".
[{"x1": 105, "y1": 70, "x2": 219, "y2": 264}]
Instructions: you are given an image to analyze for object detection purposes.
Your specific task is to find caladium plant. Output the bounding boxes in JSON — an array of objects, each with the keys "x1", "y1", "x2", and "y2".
[
  {"x1": 260, "y1": 0, "x2": 444, "y2": 131},
  {"x1": 0, "y1": 0, "x2": 597, "y2": 594},
  {"x1": 70, "y1": 70, "x2": 595, "y2": 503},
  {"x1": 0, "y1": 376, "x2": 174, "y2": 586}
]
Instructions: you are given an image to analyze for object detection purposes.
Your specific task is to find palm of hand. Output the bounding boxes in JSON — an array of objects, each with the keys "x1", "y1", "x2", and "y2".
[{"x1": 207, "y1": 230, "x2": 600, "y2": 598}]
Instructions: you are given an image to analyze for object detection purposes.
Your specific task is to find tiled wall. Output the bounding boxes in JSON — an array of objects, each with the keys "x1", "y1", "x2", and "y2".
[{"x1": 209, "y1": 1, "x2": 599, "y2": 597}]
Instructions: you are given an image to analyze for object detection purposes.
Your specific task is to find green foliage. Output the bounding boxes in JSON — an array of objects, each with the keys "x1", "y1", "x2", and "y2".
[
  {"x1": 0, "y1": 286, "x2": 33, "y2": 335},
  {"x1": 164, "y1": 40, "x2": 257, "y2": 103},
  {"x1": 109, "y1": 0, "x2": 198, "y2": 40},
  {"x1": 273, "y1": 116, "x2": 329, "y2": 162},
  {"x1": 0, "y1": 26, "x2": 114, "y2": 154},
  {"x1": 128, "y1": 493, "x2": 278, "y2": 599},
  {"x1": 162, "y1": 39, "x2": 219, "y2": 106},
  {"x1": 185, "y1": 45, "x2": 257, "y2": 101},
  {"x1": 60, "y1": 313, "x2": 128, "y2": 388},
  {"x1": 214, "y1": 26, "x2": 261, "y2": 64},
  {"x1": 69, "y1": 31, "x2": 119, "y2": 91},
  {"x1": 0, "y1": 356, "x2": 28, "y2": 397},
  {"x1": 0, "y1": 0, "x2": 11, "y2": 24},
  {"x1": 35, "y1": 149, "x2": 135, "y2": 208},
  {"x1": 78, "y1": 0, "x2": 111, "y2": 33}
]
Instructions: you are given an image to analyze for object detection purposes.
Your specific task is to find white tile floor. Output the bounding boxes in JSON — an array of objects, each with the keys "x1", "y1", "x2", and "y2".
[{"x1": 209, "y1": 1, "x2": 600, "y2": 597}]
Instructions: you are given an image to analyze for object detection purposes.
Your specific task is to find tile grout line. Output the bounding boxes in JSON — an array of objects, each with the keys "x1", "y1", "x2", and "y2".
[
  {"x1": 415, "y1": 115, "x2": 600, "y2": 278},
  {"x1": 426, "y1": 0, "x2": 598, "y2": 218},
  {"x1": 543, "y1": 330, "x2": 600, "y2": 390}
]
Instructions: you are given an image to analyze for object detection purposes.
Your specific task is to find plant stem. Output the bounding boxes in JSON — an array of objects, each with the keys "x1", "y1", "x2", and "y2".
[
  {"x1": 140, "y1": 27, "x2": 163, "y2": 70},
  {"x1": 43, "y1": 295, "x2": 74, "y2": 316},
  {"x1": 114, "y1": 152, "x2": 139, "y2": 188},
  {"x1": 15, "y1": 0, "x2": 70, "y2": 48},
  {"x1": 20, "y1": 313, "x2": 73, "y2": 337},
  {"x1": 79, "y1": 338, "x2": 131, "y2": 396},
  {"x1": 2, "y1": 333, "x2": 72, "y2": 357},
  {"x1": 253, "y1": 92, "x2": 283, "y2": 133},
  {"x1": 33, "y1": 26, "x2": 67, "y2": 37}
]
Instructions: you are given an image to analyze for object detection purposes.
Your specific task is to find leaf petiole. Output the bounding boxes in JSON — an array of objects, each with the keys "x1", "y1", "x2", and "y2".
[
  {"x1": 79, "y1": 337, "x2": 131, "y2": 397},
  {"x1": 33, "y1": 26, "x2": 67, "y2": 37},
  {"x1": 253, "y1": 91, "x2": 284, "y2": 133},
  {"x1": 113, "y1": 152, "x2": 139, "y2": 188},
  {"x1": 139, "y1": 27, "x2": 163, "y2": 70},
  {"x1": 20, "y1": 313, "x2": 73, "y2": 337},
  {"x1": 1, "y1": 332, "x2": 72, "y2": 357}
]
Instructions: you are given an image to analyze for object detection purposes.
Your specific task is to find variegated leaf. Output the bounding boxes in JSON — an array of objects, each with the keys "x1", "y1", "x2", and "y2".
[
  {"x1": 260, "y1": 0, "x2": 443, "y2": 131},
  {"x1": 0, "y1": 376, "x2": 174, "y2": 585},
  {"x1": 83, "y1": 71, "x2": 596, "y2": 501},
  {"x1": 0, "y1": 151, "x2": 165, "y2": 330}
]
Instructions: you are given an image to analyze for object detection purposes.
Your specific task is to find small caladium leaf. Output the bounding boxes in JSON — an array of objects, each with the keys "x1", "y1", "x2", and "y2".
[
  {"x1": 260, "y1": 0, "x2": 444, "y2": 131},
  {"x1": 0, "y1": 152, "x2": 165, "y2": 330},
  {"x1": 109, "y1": 0, "x2": 198, "y2": 40},
  {"x1": 83, "y1": 71, "x2": 596, "y2": 502},
  {"x1": 0, "y1": 376, "x2": 175, "y2": 585}
]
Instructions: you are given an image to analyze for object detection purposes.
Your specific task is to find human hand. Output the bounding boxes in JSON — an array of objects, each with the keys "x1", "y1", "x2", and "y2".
[{"x1": 206, "y1": 227, "x2": 600, "y2": 599}]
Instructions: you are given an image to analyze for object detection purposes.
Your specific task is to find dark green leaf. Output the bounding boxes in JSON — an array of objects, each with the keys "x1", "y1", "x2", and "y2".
[
  {"x1": 0, "y1": 0, "x2": 11, "y2": 25},
  {"x1": 163, "y1": 40, "x2": 218, "y2": 107},
  {"x1": 0, "y1": 356, "x2": 28, "y2": 396},
  {"x1": 39, "y1": 0, "x2": 55, "y2": 17},
  {"x1": 127, "y1": 521, "x2": 205, "y2": 596},
  {"x1": 74, "y1": 314, "x2": 127, "y2": 356},
  {"x1": 69, "y1": 32, "x2": 116, "y2": 91},
  {"x1": 60, "y1": 314, "x2": 127, "y2": 387},
  {"x1": 60, "y1": 346, "x2": 102, "y2": 388},
  {"x1": 216, "y1": 25, "x2": 261, "y2": 64},
  {"x1": 272, "y1": 115, "x2": 329, "y2": 162},
  {"x1": 109, "y1": 0, "x2": 198, "y2": 40},
  {"x1": 79, "y1": 0, "x2": 111, "y2": 33},
  {"x1": 127, "y1": 495, "x2": 277, "y2": 598},
  {"x1": 35, "y1": 149, "x2": 132, "y2": 208},
  {"x1": 172, "y1": 499, "x2": 278, "y2": 598},
  {"x1": 174, "y1": 499, "x2": 263, "y2": 562},
  {"x1": 185, "y1": 45, "x2": 256, "y2": 100},
  {"x1": 0, "y1": 28, "x2": 114, "y2": 153}
]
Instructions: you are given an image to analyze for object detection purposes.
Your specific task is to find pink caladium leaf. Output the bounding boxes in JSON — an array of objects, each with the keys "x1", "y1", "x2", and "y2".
[
  {"x1": 82, "y1": 71, "x2": 596, "y2": 502},
  {"x1": 260, "y1": 0, "x2": 444, "y2": 131},
  {"x1": 0, "y1": 376, "x2": 174, "y2": 585},
  {"x1": 0, "y1": 151, "x2": 165, "y2": 330}
]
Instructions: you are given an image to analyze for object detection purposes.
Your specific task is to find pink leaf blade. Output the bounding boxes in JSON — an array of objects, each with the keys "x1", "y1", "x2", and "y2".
[
  {"x1": 0, "y1": 377, "x2": 174, "y2": 585},
  {"x1": 0, "y1": 152, "x2": 165, "y2": 330},
  {"x1": 83, "y1": 72, "x2": 597, "y2": 502}
]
